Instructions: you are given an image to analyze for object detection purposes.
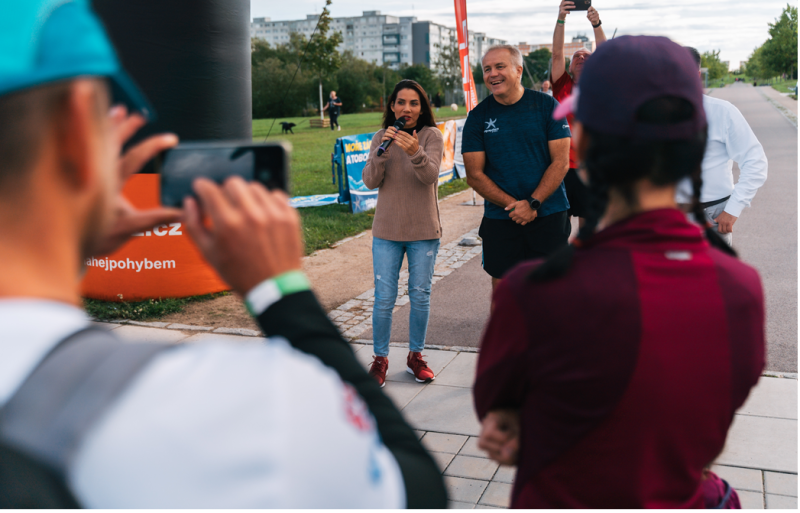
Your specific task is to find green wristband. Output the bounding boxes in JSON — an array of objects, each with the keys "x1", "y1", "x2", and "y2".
[
  {"x1": 557, "y1": 19, "x2": 565, "y2": 24},
  {"x1": 274, "y1": 270, "x2": 311, "y2": 296}
]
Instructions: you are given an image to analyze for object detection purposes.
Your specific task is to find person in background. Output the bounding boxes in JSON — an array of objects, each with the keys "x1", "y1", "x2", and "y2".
[
  {"x1": 0, "y1": 1, "x2": 446, "y2": 507},
  {"x1": 540, "y1": 80, "x2": 553, "y2": 96},
  {"x1": 474, "y1": 36, "x2": 764, "y2": 509},
  {"x1": 552, "y1": 0, "x2": 607, "y2": 224},
  {"x1": 362, "y1": 80, "x2": 444, "y2": 389},
  {"x1": 678, "y1": 47, "x2": 768, "y2": 245},
  {"x1": 462, "y1": 45, "x2": 571, "y2": 291},
  {"x1": 433, "y1": 92, "x2": 443, "y2": 112},
  {"x1": 322, "y1": 90, "x2": 343, "y2": 131}
]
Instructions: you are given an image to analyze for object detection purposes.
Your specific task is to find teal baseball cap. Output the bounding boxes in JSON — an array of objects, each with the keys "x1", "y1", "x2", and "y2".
[{"x1": 1, "y1": 0, "x2": 155, "y2": 120}]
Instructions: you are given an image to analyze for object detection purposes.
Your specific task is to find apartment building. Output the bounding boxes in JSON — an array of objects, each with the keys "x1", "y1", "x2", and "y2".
[
  {"x1": 251, "y1": 11, "x2": 506, "y2": 69},
  {"x1": 518, "y1": 34, "x2": 596, "y2": 56}
]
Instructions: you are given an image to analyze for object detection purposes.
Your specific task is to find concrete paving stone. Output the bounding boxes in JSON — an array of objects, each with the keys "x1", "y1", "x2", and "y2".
[
  {"x1": 478, "y1": 482, "x2": 512, "y2": 508},
  {"x1": 403, "y1": 386, "x2": 482, "y2": 436},
  {"x1": 127, "y1": 321, "x2": 170, "y2": 328},
  {"x1": 91, "y1": 321, "x2": 120, "y2": 330},
  {"x1": 431, "y1": 451, "x2": 456, "y2": 472},
  {"x1": 737, "y1": 490, "x2": 764, "y2": 509},
  {"x1": 710, "y1": 464, "x2": 763, "y2": 492},
  {"x1": 414, "y1": 430, "x2": 425, "y2": 440},
  {"x1": 492, "y1": 466, "x2": 516, "y2": 484},
  {"x1": 382, "y1": 381, "x2": 425, "y2": 410},
  {"x1": 356, "y1": 288, "x2": 375, "y2": 300},
  {"x1": 447, "y1": 501, "x2": 476, "y2": 509},
  {"x1": 112, "y1": 325, "x2": 189, "y2": 344},
  {"x1": 166, "y1": 323, "x2": 212, "y2": 332},
  {"x1": 738, "y1": 377, "x2": 797, "y2": 420},
  {"x1": 212, "y1": 327, "x2": 262, "y2": 337},
  {"x1": 421, "y1": 432, "x2": 469, "y2": 454},
  {"x1": 445, "y1": 455, "x2": 500, "y2": 481},
  {"x1": 182, "y1": 332, "x2": 268, "y2": 344},
  {"x1": 716, "y1": 415, "x2": 797, "y2": 473},
  {"x1": 765, "y1": 493, "x2": 797, "y2": 509},
  {"x1": 764, "y1": 471, "x2": 798, "y2": 497},
  {"x1": 459, "y1": 437, "x2": 486, "y2": 458},
  {"x1": 444, "y1": 476, "x2": 489, "y2": 504},
  {"x1": 434, "y1": 352, "x2": 478, "y2": 388},
  {"x1": 354, "y1": 345, "x2": 457, "y2": 383},
  {"x1": 396, "y1": 295, "x2": 410, "y2": 306},
  {"x1": 349, "y1": 343, "x2": 365, "y2": 353},
  {"x1": 474, "y1": 505, "x2": 502, "y2": 509}
]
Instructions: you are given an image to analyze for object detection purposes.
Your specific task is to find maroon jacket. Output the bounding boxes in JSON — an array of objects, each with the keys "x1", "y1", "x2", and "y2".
[{"x1": 474, "y1": 209, "x2": 765, "y2": 508}]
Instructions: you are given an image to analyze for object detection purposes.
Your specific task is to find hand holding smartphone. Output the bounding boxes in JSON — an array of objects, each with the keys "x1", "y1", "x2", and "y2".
[
  {"x1": 572, "y1": 0, "x2": 591, "y2": 11},
  {"x1": 157, "y1": 141, "x2": 291, "y2": 207}
]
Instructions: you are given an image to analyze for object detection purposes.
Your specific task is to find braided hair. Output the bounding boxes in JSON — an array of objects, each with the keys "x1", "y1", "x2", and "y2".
[{"x1": 529, "y1": 96, "x2": 736, "y2": 282}]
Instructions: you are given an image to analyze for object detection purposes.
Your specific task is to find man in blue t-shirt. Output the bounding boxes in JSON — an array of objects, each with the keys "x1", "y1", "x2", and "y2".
[{"x1": 462, "y1": 45, "x2": 572, "y2": 288}]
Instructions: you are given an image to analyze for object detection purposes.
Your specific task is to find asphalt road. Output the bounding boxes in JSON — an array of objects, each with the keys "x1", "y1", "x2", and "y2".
[
  {"x1": 710, "y1": 84, "x2": 797, "y2": 372},
  {"x1": 366, "y1": 83, "x2": 797, "y2": 372}
]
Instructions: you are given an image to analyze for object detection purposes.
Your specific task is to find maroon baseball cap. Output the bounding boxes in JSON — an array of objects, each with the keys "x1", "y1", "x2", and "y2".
[{"x1": 554, "y1": 35, "x2": 706, "y2": 140}]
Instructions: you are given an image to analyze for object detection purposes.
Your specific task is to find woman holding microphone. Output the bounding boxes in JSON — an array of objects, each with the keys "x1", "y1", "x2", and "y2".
[{"x1": 362, "y1": 80, "x2": 444, "y2": 388}]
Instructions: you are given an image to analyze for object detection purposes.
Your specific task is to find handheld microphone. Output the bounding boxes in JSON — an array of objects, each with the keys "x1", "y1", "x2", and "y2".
[{"x1": 376, "y1": 117, "x2": 406, "y2": 156}]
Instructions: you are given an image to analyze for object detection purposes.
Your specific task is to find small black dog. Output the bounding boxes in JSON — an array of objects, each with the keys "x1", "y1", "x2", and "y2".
[{"x1": 280, "y1": 122, "x2": 297, "y2": 134}]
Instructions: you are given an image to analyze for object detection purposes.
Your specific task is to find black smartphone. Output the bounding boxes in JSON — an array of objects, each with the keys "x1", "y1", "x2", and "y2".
[
  {"x1": 157, "y1": 141, "x2": 290, "y2": 207},
  {"x1": 572, "y1": 0, "x2": 591, "y2": 10}
]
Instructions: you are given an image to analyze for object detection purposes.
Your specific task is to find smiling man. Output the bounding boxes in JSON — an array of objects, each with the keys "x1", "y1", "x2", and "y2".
[{"x1": 462, "y1": 45, "x2": 571, "y2": 288}]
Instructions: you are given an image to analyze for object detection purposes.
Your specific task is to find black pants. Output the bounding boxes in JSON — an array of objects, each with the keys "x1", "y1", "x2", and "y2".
[
  {"x1": 564, "y1": 168, "x2": 591, "y2": 218},
  {"x1": 330, "y1": 113, "x2": 339, "y2": 129},
  {"x1": 478, "y1": 211, "x2": 571, "y2": 279}
]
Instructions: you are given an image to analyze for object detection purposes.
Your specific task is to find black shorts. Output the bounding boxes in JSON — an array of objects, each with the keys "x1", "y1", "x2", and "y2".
[
  {"x1": 478, "y1": 211, "x2": 571, "y2": 279},
  {"x1": 564, "y1": 168, "x2": 590, "y2": 218}
]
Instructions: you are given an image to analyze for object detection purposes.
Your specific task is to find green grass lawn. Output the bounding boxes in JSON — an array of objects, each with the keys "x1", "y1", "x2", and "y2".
[
  {"x1": 770, "y1": 78, "x2": 798, "y2": 96},
  {"x1": 254, "y1": 108, "x2": 470, "y2": 255}
]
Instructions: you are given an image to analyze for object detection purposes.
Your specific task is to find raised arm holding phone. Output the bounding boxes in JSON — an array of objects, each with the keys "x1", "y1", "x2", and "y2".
[{"x1": 552, "y1": 0, "x2": 607, "y2": 223}]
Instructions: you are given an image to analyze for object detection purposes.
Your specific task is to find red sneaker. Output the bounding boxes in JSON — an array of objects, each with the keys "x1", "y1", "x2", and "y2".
[
  {"x1": 368, "y1": 356, "x2": 389, "y2": 388},
  {"x1": 407, "y1": 352, "x2": 435, "y2": 383}
]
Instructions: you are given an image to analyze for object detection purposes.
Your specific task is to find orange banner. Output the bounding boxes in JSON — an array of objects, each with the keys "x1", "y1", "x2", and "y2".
[
  {"x1": 80, "y1": 174, "x2": 228, "y2": 302},
  {"x1": 454, "y1": 0, "x2": 478, "y2": 111}
]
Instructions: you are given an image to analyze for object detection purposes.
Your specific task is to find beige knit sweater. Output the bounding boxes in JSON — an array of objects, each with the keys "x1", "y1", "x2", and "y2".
[{"x1": 362, "y1": 125, "x2": 444, "y2": 241}]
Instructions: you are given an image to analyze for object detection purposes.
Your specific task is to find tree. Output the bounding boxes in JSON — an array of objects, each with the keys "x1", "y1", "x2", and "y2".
[
  {"x1": 523, "y1": 48, "x2": 552, "y2": 89},
  {"x1": 433, "y1": 35, "x2": 462, "y2": 102},
  {"x1": 761, "y1": 4, "x2": 798, "y2": 78},
  {"x1": 400, "y1": 64, "x2": 439, "y2": 97},
  {"x1": 302, "y1": 0, "x2": 344, "y2": 119},
  {"x1": 335, "y1": 51, "x2": 385, "y2": 113},
  {"x1": 701, "y1": 50, "x2": 728, "y2": 80}
]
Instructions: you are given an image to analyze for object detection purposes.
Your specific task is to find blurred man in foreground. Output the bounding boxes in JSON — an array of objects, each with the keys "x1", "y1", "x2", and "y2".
[
  {"x1": 474, "y1": 36, "x2": 764, "y2": 508},
  {"x1": 0, "y1": 0, "x2": 445, "y2": 508}
]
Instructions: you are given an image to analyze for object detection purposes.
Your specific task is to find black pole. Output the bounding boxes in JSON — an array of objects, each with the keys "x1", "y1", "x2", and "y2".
[{"x1": 93, "y1": 0, "x2": 252, "y2": 159}]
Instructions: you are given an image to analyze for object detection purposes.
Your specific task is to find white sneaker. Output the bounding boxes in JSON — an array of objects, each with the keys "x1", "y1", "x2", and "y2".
[{"x1": 338, "y1": 126, "x2": 341, "y2": 131}]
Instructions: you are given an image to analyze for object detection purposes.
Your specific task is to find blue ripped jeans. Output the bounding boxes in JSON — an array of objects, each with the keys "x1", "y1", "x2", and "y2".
[{"x1": 372, "y1": 237, "x2": 440, "y2": 357}]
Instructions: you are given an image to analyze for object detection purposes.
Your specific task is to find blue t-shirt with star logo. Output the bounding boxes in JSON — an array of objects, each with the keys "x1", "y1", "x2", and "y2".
[{"x1": 461, "y1": 89, "x2": 572, "y2": 219}]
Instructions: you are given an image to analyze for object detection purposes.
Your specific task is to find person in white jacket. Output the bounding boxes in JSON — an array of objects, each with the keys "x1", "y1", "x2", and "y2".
[{"x1": 679, "y1": 47, "x2": 769, "y2": 244}]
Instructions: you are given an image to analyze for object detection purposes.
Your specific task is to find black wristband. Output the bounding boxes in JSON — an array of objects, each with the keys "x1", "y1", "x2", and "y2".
[{"x1": 592, "y1": 20, "x2": 602, "y2": 28}]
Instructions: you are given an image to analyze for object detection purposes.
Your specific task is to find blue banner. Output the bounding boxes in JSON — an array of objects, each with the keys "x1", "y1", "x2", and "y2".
[
  {"x1": 289, "y1": 193, "x2": 340, "y2": 208},
  {"x1": 338, "y1": 132, "x2": 378, "y2": 213}
]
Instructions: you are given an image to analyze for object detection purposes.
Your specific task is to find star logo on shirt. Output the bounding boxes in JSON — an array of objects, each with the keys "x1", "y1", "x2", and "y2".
[{"x1": 484, "y1": 118, "x2": 499, "y2": 133}]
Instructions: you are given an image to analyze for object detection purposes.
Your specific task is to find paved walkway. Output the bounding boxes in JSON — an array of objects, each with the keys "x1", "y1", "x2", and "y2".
[{"x1": 95, "y1": 320, "x2": 797, "y2": 508}]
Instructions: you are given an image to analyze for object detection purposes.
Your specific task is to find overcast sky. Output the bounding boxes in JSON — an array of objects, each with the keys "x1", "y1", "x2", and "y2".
[{"x1": 252, "y1": 0, "x2": 798, "y2": 70}]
